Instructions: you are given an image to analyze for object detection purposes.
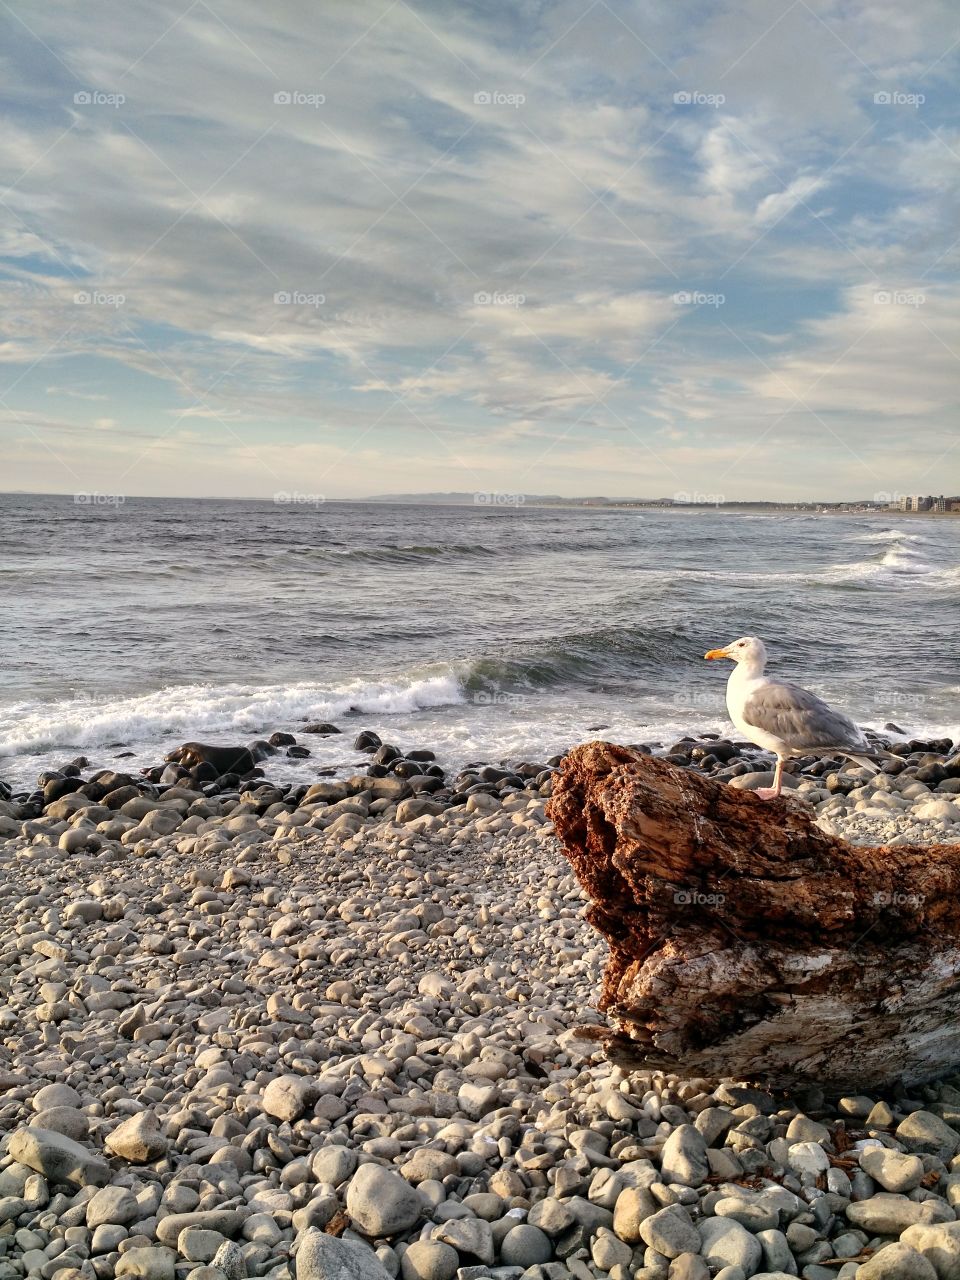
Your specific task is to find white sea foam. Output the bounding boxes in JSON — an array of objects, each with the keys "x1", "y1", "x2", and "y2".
[
  {"x1": 881, "y1": 542, "x2": 923, "y2": 557},
  {"x1": 0, "y1": 685, "x2": 736, "y2": 792},
  {"x1": 814, "y1": 533, "x2": 941, "y2": 585},
  {"x1": 856, "y1": 528, "x2": 928, "y2": 544},
  {"x1": 0, "y1": 673, "x2": 466, "y2": 759}
]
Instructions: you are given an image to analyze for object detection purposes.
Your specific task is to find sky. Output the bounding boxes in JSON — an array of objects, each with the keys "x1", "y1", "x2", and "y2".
[{"x1": 1, "y1": 0, "x2": 958, "y2": 502}]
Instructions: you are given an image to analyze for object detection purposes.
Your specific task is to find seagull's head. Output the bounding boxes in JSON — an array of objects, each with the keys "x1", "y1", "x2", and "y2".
[{"x1": 704, "y1": 636, "x2": 767, "y2": 668}]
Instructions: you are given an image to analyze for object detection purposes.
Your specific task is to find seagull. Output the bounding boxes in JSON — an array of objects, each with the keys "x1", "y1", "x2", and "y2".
[{"x1": 703, "y1": 635, "x2": 888, "y2": 799}]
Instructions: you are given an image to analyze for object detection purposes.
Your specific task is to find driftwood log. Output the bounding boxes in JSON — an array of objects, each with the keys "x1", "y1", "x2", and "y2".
[{"x1": 549, "y1": 741, "x2": 960, "y2": 1091}]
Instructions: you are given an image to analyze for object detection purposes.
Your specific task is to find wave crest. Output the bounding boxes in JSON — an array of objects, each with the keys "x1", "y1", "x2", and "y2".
[
  {"x1": 856, "y1": 528, "x2": 928, "y2": 544},
  {"x1": 0, "y1": 673, "x2": 466, "y2": 758}
]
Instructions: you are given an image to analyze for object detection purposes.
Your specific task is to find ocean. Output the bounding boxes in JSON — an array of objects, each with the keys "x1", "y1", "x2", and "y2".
[{"x1": 1, "y1": 494, "x2": 958, "y2": 792}]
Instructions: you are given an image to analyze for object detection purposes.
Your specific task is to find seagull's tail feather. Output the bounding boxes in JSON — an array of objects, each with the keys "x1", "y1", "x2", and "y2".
[
  {"x1": 840, "y1": 748, "x2": 896, "y2": 773},
  {"x1": 847, "y1": 753, "x2": 883, "y2": 774}
]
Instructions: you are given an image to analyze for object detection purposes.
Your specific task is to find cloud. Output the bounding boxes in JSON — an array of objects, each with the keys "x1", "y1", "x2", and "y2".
[
  {"x1": 754, "y1": 173, "x2": 829, "y2": 225},
  {"x1": 746, "y1": 283, "x2": 960, "y2": 420},
  {"x1": 46, "y1": 385, "x2": 109, "y2": 400},
  {"x1": 0, "y1": 0, "x2": 957, "y2": 497}
]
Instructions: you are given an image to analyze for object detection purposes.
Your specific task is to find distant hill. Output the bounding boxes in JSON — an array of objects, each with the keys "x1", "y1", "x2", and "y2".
[
  {"x1": 365, "y1": 492, "x2": 637, "y2": 505},
  {"x1": 360, "y1": 493, "x2": 955, "y2": 512}
]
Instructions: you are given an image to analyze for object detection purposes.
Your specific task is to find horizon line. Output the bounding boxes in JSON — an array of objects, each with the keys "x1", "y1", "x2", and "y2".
[{"x1": 1, "y1": 489, "x2": 958, "y2": 509}]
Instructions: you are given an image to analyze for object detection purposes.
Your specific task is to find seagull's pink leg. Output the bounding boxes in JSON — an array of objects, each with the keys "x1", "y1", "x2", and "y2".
[{"x1": 755, "y1": 757, "x2": 784, "y2": 801}]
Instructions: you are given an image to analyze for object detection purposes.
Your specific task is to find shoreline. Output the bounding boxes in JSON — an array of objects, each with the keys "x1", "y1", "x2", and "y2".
[
  {"x1": 3, "y1": 722, "x2": 960, "y2": 846},
  {"x1": 3, "y1": 698, "x2": 959, "y2": 803}
]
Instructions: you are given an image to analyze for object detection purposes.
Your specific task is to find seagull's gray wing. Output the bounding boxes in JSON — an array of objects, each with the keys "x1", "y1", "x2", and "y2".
[{"x1": 741, "y1": 679, "x2": 868, "y2": 752}]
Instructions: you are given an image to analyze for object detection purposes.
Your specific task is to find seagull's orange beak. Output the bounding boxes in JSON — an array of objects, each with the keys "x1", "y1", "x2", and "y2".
[{"x1": 704, "y1": 647, "x2": 729, "y2": 660}]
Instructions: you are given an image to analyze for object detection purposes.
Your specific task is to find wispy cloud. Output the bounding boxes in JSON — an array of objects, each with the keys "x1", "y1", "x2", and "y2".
[{"x1": 0, "y1": 0, "x2": 957, "y2": 498}]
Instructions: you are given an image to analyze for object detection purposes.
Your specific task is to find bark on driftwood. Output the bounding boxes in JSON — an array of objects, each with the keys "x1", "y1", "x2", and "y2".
[{"x1": 548, "y1": 741, "x2": 960, "y2": 1091}]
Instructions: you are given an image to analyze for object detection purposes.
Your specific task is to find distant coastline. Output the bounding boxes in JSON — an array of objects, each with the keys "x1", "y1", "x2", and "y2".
[
  {"x1": 1, "y1": 490, "x2": 958, "y2": 515},
  {"x1": 366, "y1": 493, "x2": 960, "y2": 517}
]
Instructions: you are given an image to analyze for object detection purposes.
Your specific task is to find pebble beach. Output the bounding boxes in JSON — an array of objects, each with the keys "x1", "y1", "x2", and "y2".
[{"x1": 1, "y1": 723, "x2": 960, "y2": 1280}]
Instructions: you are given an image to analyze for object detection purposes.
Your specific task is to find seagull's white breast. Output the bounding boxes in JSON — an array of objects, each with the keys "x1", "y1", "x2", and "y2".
[{"x1": 726, "y1": 667, "x2": 790, "y2": 756}]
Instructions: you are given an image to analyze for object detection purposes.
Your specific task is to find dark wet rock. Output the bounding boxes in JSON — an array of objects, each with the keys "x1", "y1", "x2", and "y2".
[
  {"x1": 44, "y1": 776, "x2": 83, "y2": 803},
  {"x1": 393, "y1": 760, "x2": 424, "y2": 778},
  {"x1": 407, "y1": 775, "x2": 444, "y2": 794}
]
